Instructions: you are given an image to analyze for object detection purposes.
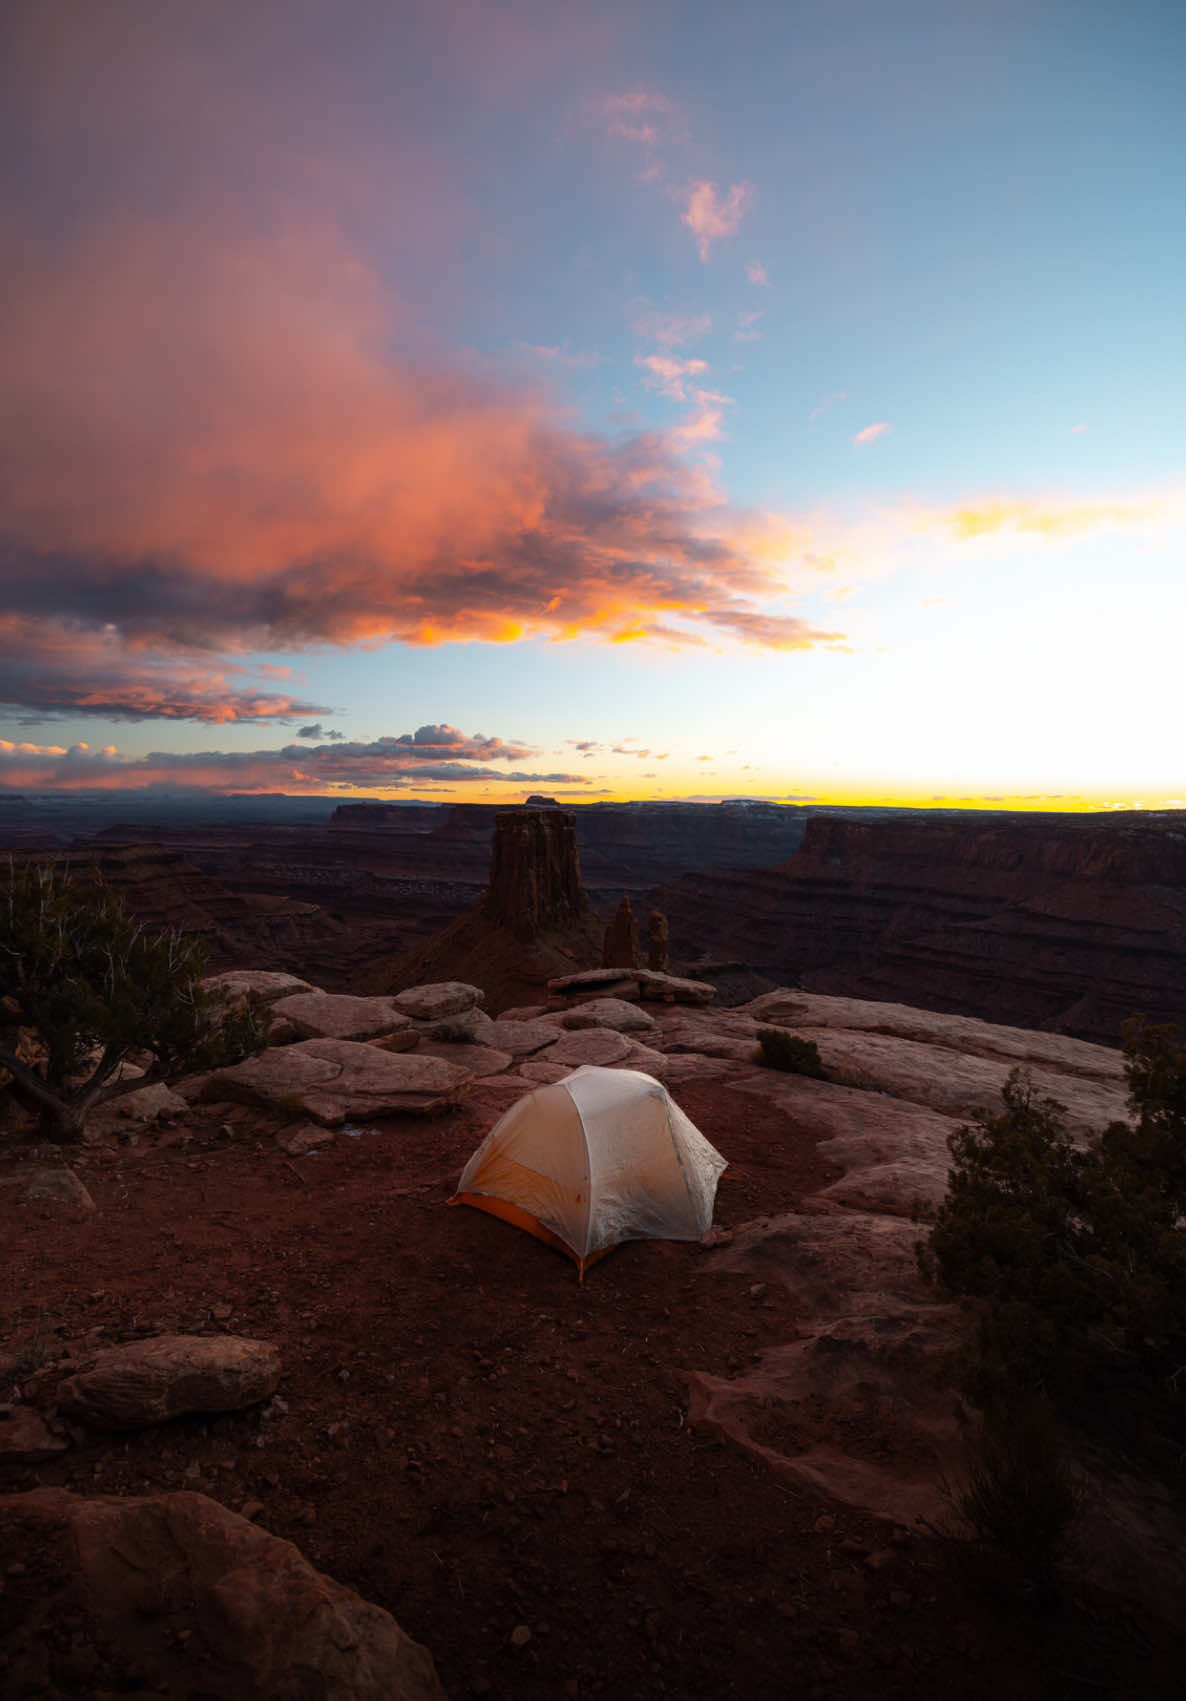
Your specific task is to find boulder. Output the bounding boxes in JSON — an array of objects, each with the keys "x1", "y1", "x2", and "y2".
[
  {"x1": 209, "y1": 1039, "x2": 473, "y2": 1125},
  {"x1": 0, "y1": 1487, "x2": 445, "y2": 1700},
  {"x1": 0, "y1": 1405, "x2": 70, "y2": 1464},
  {"x1": 542, "y1": 1028, "x2": 632, "y2": 1067},
  {"x1": 414, "y1": 1042, "x2": 513, "y2": 1078},
  {"x1": 0, "y1": 1165, "x2": 95, "y2": 1211},
  {"x1": 411, "y1": 1007, "x2": 495, "y2": 1043},
  {"x1": 202, "y1": 971, "x2": 319, "y2": 1007},
  {"x1": 610, "y1": 1040, "x2": 670, "y2": 1077},
  {"x1": 392, "y1": 981, "x2": 485, "y2": 1021},
  {"x1": 560, "y1": 998, "x2": 655, "y2": 1034},
  {"x1": 481, "y1": 1018, "x2": 566, "y2": 1056},
  {"x1": 86, "y1": 1081, "x2": 189, "y2": 1139},
  {"x1": 497, "y1": 1004, "x2": 550, "y2": 1022},
  {"x1": 56, "y1": 1334, "x2": 281, "y2": 1431},
  {"x1": 271, "y1": 991, "x2": 415, "y2": 1044},
  {"x1": 518, "y1": 1059, "x2": 572, "y2": 1085}
]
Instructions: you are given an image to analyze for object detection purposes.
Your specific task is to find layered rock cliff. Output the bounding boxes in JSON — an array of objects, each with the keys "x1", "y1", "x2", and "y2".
[
  {"x1": 656, "y1": 812, "x2": 1186, "y2": 1043},
  {"x1": 383, "y1": 809, "x2": 604, "y2": 1011}
]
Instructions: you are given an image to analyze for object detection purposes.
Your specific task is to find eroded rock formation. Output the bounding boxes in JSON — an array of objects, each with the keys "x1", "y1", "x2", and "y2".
[
  {"x1": 602, "y1": 893, "x2": 640, "y2": 969},
  {"x1": 383, "y1": 811, "x2": 604, "y2": 1012}
]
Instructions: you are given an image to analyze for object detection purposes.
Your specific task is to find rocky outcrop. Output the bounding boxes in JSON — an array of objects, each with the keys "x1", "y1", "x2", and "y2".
[
  {"x1": 602, "y1": 894, "x2": 640, "y2": 969},
  {"x1": 0, "y1": 1488, "x2": 445, "y2": 1699},
  {"x1": 384, "y1": 812, "x2": 604, "y2": 1013},
  {"x1": 648, "y1": 909, "x2": 670, "y2": 972},
  {"x1": 657, "y1": 811, "x2": 1186, "y2": 1043}
]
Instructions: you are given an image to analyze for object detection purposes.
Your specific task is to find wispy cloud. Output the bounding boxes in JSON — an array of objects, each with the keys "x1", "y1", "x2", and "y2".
[
  {"x1": 810, "y1": 392, "x2": 848, "y2": 420},
  {"x1": 734, "y1": 310, "x2": 764, "y2": 343},
  {"x1": 679, "y1": 180, "x2": 756, "y2": 261},
  {"x1": 635, "y1": 353, "x2": 710, "y2": 401},
  {"x1": 297, "y1": 723, "x2": 345, "y2": 741},
  {"x1": 745, "y1": 260, "x2": 771, "y2": 287},
  {"x1": 853, "y1": 422, "x2": 891, "y2": 447},
  {"x1": 1071, "y1": 423, "x2": 1088, "y2": 434},
  {"x1": 519, "y1": 342, "x2": 602, "y2": 368},
  {"x1": 630, "y1": 306, "x2": 712, "y2": 347}
]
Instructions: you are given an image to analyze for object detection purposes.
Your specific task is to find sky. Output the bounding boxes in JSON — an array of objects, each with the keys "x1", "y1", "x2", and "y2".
[{"x1": 2, "y1": 0, "x2": 1184, "y2": 811}]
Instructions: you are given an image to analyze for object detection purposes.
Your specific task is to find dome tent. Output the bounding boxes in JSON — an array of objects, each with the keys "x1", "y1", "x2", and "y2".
[{"x1": 450, "y1": 1066, "x2": 727, "y2": 1279}]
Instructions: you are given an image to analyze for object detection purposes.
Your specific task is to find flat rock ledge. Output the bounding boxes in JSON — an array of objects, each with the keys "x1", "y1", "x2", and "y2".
[
  {"x1": 202, "y1": 970, "x2": 319, "y2": 1006},
  {"x1": 209, "y1": 1038, "x2": 474, "y2": 1126},
  {"x1": 56, "y1": 1334, "x2": 281, "y2": 1431},
  {"x1": 392, "y1": 981, "x2": 485, "y2": 1021},
  {"x1": 0, "y1": 1487, "x2": 445, "y2": 1700},
  {"x1": 271, "y1": 991, "x2": 416, "y2": 1044}
]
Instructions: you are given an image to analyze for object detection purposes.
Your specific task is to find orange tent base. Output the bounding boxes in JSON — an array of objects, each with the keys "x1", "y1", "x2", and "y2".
[{"x1": 449, "y1": 1193, "x2": 612, "y2": 1281}]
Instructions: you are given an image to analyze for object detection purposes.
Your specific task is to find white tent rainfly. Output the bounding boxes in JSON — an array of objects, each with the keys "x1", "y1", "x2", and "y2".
[{"x1": 450, "y1": 1065, "x2": 727, "y2": 1278}]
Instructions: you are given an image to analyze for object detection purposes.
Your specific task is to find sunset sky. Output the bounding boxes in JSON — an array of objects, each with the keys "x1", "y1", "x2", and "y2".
[{"x1": 2, "y1": 0, "x2": 1183, "y2": 810}]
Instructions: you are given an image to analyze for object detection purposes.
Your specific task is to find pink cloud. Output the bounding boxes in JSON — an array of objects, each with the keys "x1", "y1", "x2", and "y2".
[
  {"x1": 853, "y1": 422, "x2": 892, "y2": 447},
  {"x1": 679, "y1": 181, "x2": 755, "y2": 261},
  {"x1": 809, "y1": 391, "x2": 848, "y2": 420},
  {"x1": 635, "y1": 353, "x2": 710, "y2": 401},
  {"x1": 734, "y1": 310, "x2": 764, "y2": 343},
  {"x1": 745, "y1": 260, "x2": 771, "y2": 287},
  {"x1": 601, "y1": 89, "x2": 677, "y2": 147}
]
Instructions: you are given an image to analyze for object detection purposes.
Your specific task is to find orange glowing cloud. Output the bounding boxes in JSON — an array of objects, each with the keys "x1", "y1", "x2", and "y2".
[
  {"x1": 0, "y1": 212, "x2": 845, "y2": 722},
  {"x1": 635, "y1": 353, "x2": 710, "y2": 400},
  {"x1": 853, "y1": 422, "x2": 891, "y2": 447}
]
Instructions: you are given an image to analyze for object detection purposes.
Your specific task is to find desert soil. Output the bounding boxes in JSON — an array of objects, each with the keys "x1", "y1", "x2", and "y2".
[{"x1": 2, "y1": 1079, "x2": 1181, "y2": 1700}]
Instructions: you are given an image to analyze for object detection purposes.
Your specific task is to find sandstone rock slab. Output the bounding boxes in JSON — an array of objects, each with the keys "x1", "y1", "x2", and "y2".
[
  {"x1": 0, "y1": 1165, "x2": 95, "y2": 1212},
  {"x1": 560, "y1": 997, "x2": 656, "y2": 1033},
  {"x1": 414, "y1": 1042, "x2": 513, "y2": 1078},
  {"x1": 272, "y1": 991, "x2": 414, "y2": 1043},
  {"x1": 56, "y1": 1334, "x2": 281, "y2": 1431},
  {"x1": 635, "y1": 969, "x2": 716, "y2": 1005},
  {"x1": 741, "y1": 989, "x2": 1126, "y2": 1083},
  {"x1": 392, "y1": 981, "x2": 484, "y2": 1021},
  {"x1": 497, "y1": 1004, "x2": 550, "y2": 1022},
  {"x1": 518, "y1": 1060, "x2": 572, "y2": 1085},
  {"x1": 789, "y1": 1025, "x2": 1128, "y2": 1134},
  {"x1": 203, "y1": 970, "x2": 319, "y2": 1007},
  {"x1": 210, "y1": 1039, "x2": 473, "y2": 1126},
  {"x1": 548, "y1": 967, "x2": 643, "y2": 996},
  {"x1": 0, "y1": 1487, "x2": 445, "y2": 1700},
  {"x1": 481, "y1": 1018, "x2": 566, "y2": 1056},
  {"x1": 411, "y1": 1007, "x2": 495, "y2": 1042},
  {"x1": 0, "y1": 1405, "x2": 70, "y2": 1464},
  {"x1": 542, "y1": 1027, "x2": 632, "y2": 1067}
]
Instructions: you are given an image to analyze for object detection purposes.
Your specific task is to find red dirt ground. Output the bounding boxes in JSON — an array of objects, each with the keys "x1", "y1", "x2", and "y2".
[{"x1": 2, "y1": 1077, "x2": 1181, "y2": 1699}]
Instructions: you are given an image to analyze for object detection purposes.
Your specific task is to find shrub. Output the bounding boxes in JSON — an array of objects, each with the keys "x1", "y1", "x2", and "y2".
[
  {"x1": 946, "y1": 1394, "x2": 1082, "y2": 1594},
  {"x1": 920, "y1": 1024, "x2": 1186, "y2": 1470},
  {"x1": 756, "y1": 1027, "x2": 828, "y2": 1078},
  {"x1": 0, "y1": 859, "x2": 265, "y2": 1142}
]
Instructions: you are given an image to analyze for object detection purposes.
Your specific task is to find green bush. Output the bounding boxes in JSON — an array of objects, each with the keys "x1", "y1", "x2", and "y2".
[
  {"x1": 756, "y1": 1027, "x2": 828, "y2": 1078},
  {"x1": 0, "y1": 859, "x2": 265, "y2": 1142},
  {"x1": 920, "y1": 1022, "x2": 1186, "y2": 1469}
]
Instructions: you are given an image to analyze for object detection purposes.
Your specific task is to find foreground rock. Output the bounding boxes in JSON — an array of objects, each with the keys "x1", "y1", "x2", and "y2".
[
  {"x1": 272, "y1": 990, "x2": 416, "y2": 1044},
  {"x1": 203, "y1": 970, "x2": 319, "y2": 1006},
  {"x1": 0, "y1": 1405, "x2": 70, "y2": 1464},
  {"x1": 560, "y1": 997, "x2": 655, "y2": 1033},
  {"x1": 85, "y1": 1080, "x2": 190, "y2": 1140},
  {"x1": 0, "y1": 1165, "x2": 95, "y2": 1212},
  {"x1": 393, "y1": 981, "x2": 485, "y2": 1021},
  {"x1": 0, "y1": 1488, "x2": 445, "y2": 1699},
  {"x1": 210, "y1": 1039, "x2": 473, "y2": 1125},
  {"x1": 56, "y1": 1335, "x2": 281, "y2": 1430}
]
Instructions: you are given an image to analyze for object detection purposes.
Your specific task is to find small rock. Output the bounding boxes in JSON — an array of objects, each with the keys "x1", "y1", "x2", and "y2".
[
  {"x1": 813, "y1": 1515, "x2": 837, "y2": 1534},
  {"x1": 277, "y1": 1124, "x2": 334, "y2": 1157},
  {"x1": 0, "y1": 1166, "x2": 95, "y2": 1212},
  {"x1": 508, "y1": 1624, "x2": 532, "y2": 1649},
  {"x1": 393, "y1": 982, "x2": 485, "y2": 1022},
  {"x1": 56, "y1": 1334, "x2": 281, "y2": 1431}
]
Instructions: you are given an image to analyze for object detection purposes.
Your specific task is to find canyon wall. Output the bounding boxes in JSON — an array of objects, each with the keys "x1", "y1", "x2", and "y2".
[{"x1": 655, "y1": 812, "x2": 1186, "y2": 1044}]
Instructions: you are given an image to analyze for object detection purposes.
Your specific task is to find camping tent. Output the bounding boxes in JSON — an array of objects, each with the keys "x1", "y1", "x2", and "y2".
[{"x1": 450, "y1": 1065, "x2": 727, "y2": 1278}]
